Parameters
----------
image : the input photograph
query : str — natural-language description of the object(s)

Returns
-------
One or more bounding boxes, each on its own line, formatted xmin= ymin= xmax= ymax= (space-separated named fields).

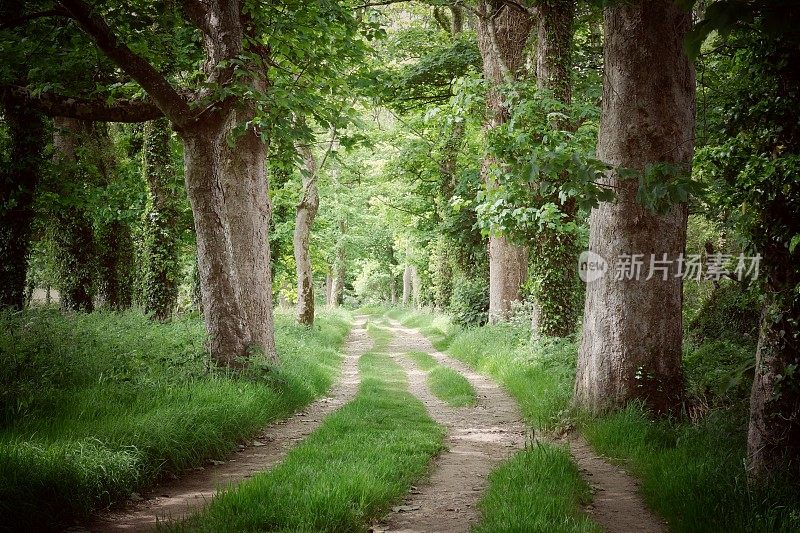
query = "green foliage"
xmin=179 ymin=342 xmax=444 ymax=532
xmin=476 ymin=82 xmax=606 ymax=240
xmin=449 ymin=276 xmax=489 ymax=328
xmin=0 ymin=309 xmax=351 ymax=530
xmin=688 ymin=282 xmax=761 ymax=344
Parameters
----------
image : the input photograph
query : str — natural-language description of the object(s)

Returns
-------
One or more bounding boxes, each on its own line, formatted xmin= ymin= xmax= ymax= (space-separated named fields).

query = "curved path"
xmin=89 ymin=316 xmax=371 ymax=532
xmin=377 ymin=318 xmax=667 ymax=533
xmin=375 ymin=319 xmax=527 ymax=533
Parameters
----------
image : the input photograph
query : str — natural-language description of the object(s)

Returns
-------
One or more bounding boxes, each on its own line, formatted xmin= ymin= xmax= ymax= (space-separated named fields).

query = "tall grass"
xmin=0 ymin=308 xmax=351 ymax=530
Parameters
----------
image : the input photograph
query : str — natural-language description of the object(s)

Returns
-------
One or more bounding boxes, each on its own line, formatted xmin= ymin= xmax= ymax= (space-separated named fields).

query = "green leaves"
xmin=633 ymin=163 xmax=706 ymax=215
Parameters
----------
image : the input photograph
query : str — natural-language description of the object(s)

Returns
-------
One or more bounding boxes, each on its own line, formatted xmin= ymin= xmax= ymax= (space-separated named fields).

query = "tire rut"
xmin=374 ymin=319 xmax=526 ymax=533
xmin=88 ymin=316 xmax=372 ymax=532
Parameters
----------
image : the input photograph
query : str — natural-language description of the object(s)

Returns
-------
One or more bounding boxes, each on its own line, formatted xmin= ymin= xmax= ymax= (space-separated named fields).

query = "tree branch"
xmin=58 ymin=0 xmax=192 ymax=127
xmin=0 ymin=7 xmax=70 ymax=30
xmin=0 ymin=85 xmax=163 ymax=122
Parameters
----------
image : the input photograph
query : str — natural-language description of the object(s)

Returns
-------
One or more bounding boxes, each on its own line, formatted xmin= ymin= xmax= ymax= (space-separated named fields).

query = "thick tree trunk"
xmin=294 ymin=145 xmax=320 ymax=326
xmin=476 ymin=1 xmax=534 ymax=323
xmin=747 ymin=249 xmax=800 ymax=480
xmin=182 ymin=113 xmax=276 ymax=364
xmin=221 ymin=115 xmax=276 ymax=358
xmin=530 ymin=0 xmax=579 ymax=337
xmin=0 ymin=95 xmax=45 ymax=310
xmin=574 ymin=0 xmax=695 ymax=415
xmin=183 ymin=129 xmax=249 ymax=364
xmin=488 ymin=235 xmax=528 ymax=322
xmin=52 ymin=117 xmax=95 ymax=313
xmin=143 ymin=118 xmax=181 ymax=320
xmin=402 ymin=264 xmax=412 ymax=306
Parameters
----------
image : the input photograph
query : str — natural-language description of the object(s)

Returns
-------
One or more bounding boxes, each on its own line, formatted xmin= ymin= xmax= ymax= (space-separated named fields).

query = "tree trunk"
xmin=0 ymin=95 xmax=46 ymax=310
xmin=181 ymin=114 xmax=276 ymax=365
xmin=143 ymin=118 xmax=181 ymax=320
xmin=488 ymin=235 xmax=528 ymax=323
xmin=747 ymin=249 xmax=800 ymax=480
xmin=402 ymin=264 xmax=412 ymax=306
xmin=52 ymin=117 xmax=95 ymax=313
xmin=294 ymin=145 xmax=320 ymax=326
xmin=530 ymin=0 xmax=579 ymax=337
xmin=97 ymin=220 xmax=134 ymax=310
xmin=574 ymin=0 xmax=695 ymax=416
xmin=476 ymin=0 xmax=534 ymax=323
xmin=390 ymin=274 xmax=397 ymax=305
xmin=411 ymin=265 xmax=421 ymax=308
xmin=92 ymin=124 xmax=134 ymax=311
xmin=325 ymin=270 xmax=333 ymax=307
xmin=329 ymin=218 xmax=346 ymax=308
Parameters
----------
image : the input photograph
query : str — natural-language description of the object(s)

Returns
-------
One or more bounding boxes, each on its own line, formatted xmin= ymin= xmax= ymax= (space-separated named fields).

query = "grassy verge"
xmin=177 ymin=337 xmax=444 ymax=531
xmin=391 ymin=308 xmax=800 ymax=532
xmin=0 ymin=309 xmax=351 ymax=530
xmin=407 ymin=351 xmax=476 ymax=407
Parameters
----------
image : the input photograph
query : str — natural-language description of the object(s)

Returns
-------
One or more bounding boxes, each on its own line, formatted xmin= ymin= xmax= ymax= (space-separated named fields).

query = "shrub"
xmin=449 ymin=276 xmax=489 ymax=328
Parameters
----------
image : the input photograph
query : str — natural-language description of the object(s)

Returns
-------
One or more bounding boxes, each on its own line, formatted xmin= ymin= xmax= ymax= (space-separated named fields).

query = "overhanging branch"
xmin=58 ymin=0 xmax=192 ymax=127
xmin=1 ymin=85 xmax=163 ymax=122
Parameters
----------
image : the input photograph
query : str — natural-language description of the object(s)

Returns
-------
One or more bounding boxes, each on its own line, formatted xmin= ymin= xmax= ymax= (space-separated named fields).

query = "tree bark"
xmin=574 ymin=0 xmax=695 ymax=416
xmin=329 ymin=218 xmax=347 ymax=308
xmin=0 ymin=93 xmax=46 ymax=309
xmin=530 ymin=0 xmax=579 ymax=337
xmin=747 ymin=290 xmax=800 ymax=482
xmin=411 ymin=265 xmax=421 ymax=308
xmin=325 ymin=270 xmax=333 ymax=307
xmin=143 ymin=118 xmax=181 ymax=320
xmin=476 ymin=0 xmax=534 ymax=323
xmin=402 ymin=264 xmax=412 ymax=306
xmin=294 ymin=144 xmax=320 ymax=326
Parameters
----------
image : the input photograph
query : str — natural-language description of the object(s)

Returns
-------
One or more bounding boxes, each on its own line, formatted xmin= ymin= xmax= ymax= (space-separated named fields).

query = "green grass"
xmin=393 ymin=308 xmax=800 ymax=532
xmin=406 ymin=351 xmax=476 ymax=407
xmin=581 ymin=406 xmax=800 ymax=532
xmin=0 ymin=308 xmax=351 ymax=530
xmin=178 ymin=345 xmax=444 ymax=532
xmin=474 ymin=444 xmax=600 ymax=533
xmin=445 ymin=325 xmax=577 ymax=432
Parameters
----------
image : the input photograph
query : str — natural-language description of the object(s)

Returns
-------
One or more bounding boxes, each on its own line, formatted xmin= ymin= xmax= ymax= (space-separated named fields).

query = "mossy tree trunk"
xmin=51 ymin=117 xmax=96 ymax=313
xmin=0 ymin=94 xmax=46 ymax=310
xmin=142 ymin=118 xmax=181 ymax=320
xmin=530 ymin=0 xmax=579 ymax=337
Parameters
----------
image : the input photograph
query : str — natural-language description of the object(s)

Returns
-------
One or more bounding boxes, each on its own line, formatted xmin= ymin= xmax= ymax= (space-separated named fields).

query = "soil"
xmin=374 ymin=319 xmax=527 ymax=533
